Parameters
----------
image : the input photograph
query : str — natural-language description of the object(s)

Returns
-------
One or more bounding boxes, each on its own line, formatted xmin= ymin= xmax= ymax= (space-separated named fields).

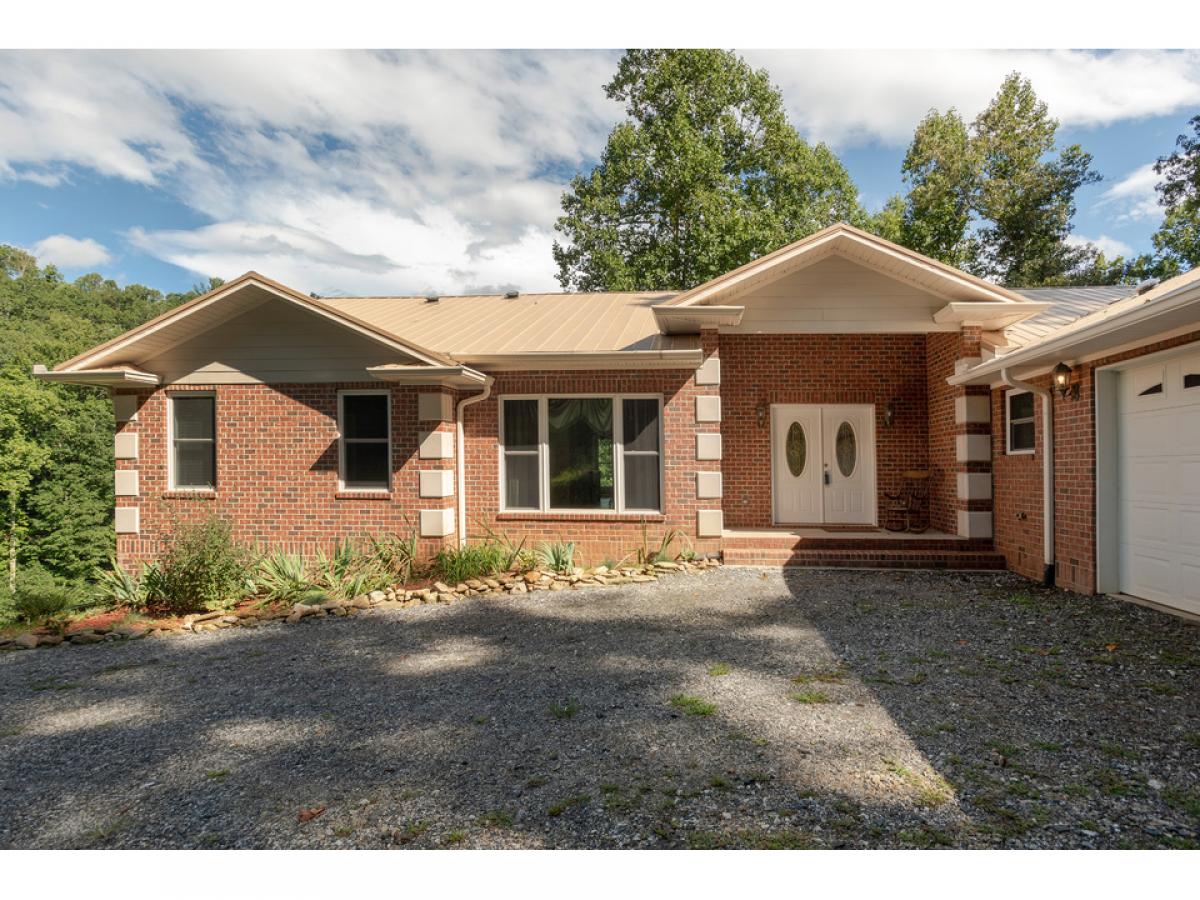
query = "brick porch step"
xmin=722 ymin=546 xmax=1007 ymax=570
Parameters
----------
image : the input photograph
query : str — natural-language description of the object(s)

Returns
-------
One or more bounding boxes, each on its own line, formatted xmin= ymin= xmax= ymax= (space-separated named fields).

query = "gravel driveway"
xmin=2 ymin=567 xmax=1198 ymax=849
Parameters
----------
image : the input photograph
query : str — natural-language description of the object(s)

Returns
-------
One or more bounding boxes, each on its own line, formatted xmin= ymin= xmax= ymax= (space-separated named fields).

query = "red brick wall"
xmin=991 ymin=330 xmax=1200 ymax=594
xmin=114 ymin=382 xmax=455 ymax=567
xmin=462 ymin=363 xmax=720 ymax=566
xmin=718 ymin=333 xmax=930 ymax=528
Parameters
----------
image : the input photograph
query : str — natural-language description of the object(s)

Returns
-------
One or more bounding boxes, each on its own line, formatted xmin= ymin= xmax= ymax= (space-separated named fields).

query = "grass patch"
xmin=788 ymin=690 xmax=830 ymax=704
xmin=477 ymin=810 xmax=513 ymax=829
xmin=1032 ymin=740 xmax=1063 ymax=752
xmin=709 ymin=775 xmax=732 ymax=792
xmin=547 ymin=700 xmax=578 ymax=720
xmin=547 ymin=794 xmax=590 ymax=817
xmin=205 ymin=769 xmax=231 ymax=780
xmin=669 ymin=694 xmax=716 ymax=717
xmin=83 ymin=816 xmax=132 ymax=846
xmin=686 ymin=829 xmax=817 ymax=850
xmin=791 ymin=669 xmax=845 ymax=685
xmin=1098 ymin=741 xmax=1140 ymax=760
xmin=897 ymin=826 xmax=957 ymax=848
xmin=444 ymin=830 xmax=466 ymax=846
xmin=29 ymin=678 xmax=81 ymax=692
xmin=524 ymin=776 xmax=548 ymax=789
xmin=707 ymin=662 xmax=732 ymax=677
xmin=1162 ymin=786 xmax=1200 ymax=818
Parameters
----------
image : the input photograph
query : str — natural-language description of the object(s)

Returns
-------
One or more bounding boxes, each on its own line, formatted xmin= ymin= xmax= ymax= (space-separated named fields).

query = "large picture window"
xmin=170 ymin=394 xmax=216 ymax=490
xmin=339 ymin=391 xmax=391 ymax=490
xmin=1006 ymin=390 xmax=1035 ymax=454
xmin=500 ymin=395 xmax=662 ymax=513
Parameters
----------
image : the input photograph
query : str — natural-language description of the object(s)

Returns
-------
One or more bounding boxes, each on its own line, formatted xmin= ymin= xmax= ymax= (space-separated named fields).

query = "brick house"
xmin=37 ymin=224 xmax=1200 ymax=618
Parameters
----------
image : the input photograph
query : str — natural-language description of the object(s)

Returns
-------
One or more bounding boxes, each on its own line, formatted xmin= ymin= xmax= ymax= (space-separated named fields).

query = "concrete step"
xmin=722 ymin=546 xmax=1008 ymax=571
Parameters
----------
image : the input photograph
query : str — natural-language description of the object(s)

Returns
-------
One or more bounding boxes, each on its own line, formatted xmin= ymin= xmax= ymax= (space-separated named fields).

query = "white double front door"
xmin=771 ymin=404 xmax=876 ymax=525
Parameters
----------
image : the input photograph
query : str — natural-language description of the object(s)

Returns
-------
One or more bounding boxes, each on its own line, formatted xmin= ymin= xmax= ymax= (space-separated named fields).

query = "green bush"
xmin=256 ymin=550 xmax=313 ymax=603
xmin=93 ymin=558 xmax=149 ymax=609
xmin=149 ymin=515 xmax=256 ymax=613
xmin=537 ymin=540 xmax=577 ymax=573
xmin=9 ymin=566 xmax=78 ymax=627
xmin=432 ymin=542 xmax=509 ymax=583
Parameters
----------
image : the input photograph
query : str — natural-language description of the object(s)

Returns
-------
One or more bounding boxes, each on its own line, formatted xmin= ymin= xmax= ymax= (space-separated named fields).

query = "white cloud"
xmin=746 ymin=49 xmax=1200 ymax=146
xmin=1096 ymin=163 xmax=1164 ymax=222
xmin=1066 ymin=233 xmax=1134 ymax=260
xmin=2 ymin=50 xmax=1195 ymax=292
xmin=29 ymin=234 xmax=112 ymax=268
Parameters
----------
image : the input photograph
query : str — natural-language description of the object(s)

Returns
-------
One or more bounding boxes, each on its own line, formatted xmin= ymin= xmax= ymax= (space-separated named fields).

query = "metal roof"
xmin=1005 ymin=285 xmax=1140 ymax=348
xmin=315 ymin=291 xmax=699 ymax=360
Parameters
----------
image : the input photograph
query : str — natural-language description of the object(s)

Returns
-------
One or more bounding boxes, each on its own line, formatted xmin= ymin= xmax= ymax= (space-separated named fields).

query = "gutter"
xmin=1000 ymin=367 xmax=1055 ymax=587
xmin=455 ymin=375 xmax=495 ymax=548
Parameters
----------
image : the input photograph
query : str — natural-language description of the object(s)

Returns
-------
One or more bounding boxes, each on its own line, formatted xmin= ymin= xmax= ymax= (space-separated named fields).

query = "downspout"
xmin=455 ymin=376 xmax=494 ymax=548
xmin=1000 ymin=368 xmax=1054 ymax=587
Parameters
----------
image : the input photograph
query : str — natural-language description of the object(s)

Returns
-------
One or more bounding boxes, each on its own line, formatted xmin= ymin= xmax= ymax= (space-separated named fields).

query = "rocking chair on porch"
xmin=883 ymin=470 xmax=932 ymax=533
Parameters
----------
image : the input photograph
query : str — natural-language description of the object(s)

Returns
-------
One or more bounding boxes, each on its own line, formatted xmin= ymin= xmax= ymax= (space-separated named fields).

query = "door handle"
xmin=823 ymin=465 xmax=831 ymax=486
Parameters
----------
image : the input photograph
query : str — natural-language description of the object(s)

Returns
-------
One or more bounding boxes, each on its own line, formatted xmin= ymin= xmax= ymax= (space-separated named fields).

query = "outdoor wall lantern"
xmin=1053 ymin=362 xmax=1078 ymax=400
xmin=756 ymin=402 xmax=767 ymax=428
xmin=883 ymin=400 xmax=897 ymax=428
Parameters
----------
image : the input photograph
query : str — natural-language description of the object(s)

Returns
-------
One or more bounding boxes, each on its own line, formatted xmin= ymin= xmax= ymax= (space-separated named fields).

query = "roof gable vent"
xmin=425 ymin=294 xmax=440 ymax=303
xmin=505 ymin=290 xmax=520 ymax=299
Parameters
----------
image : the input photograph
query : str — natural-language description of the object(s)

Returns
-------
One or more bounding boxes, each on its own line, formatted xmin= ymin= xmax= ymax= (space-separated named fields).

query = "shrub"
xmin=256 ymin=550 xmax=312 ymax=603
xmin=476 ymin=523 xmax=529 ymax=572
xmin=432 ymin=542 xmax=508 ymax=583
xmin=311 ymin=532 xmax=418 ymax=600
xmin=637 ymin=522 xmax=683 ymax=564
xmin=149 ymin=515 xmax=256 ymax=613
xmin=93 ymin=558 xmax=149 ymax=609
xmin=10 ymin=566 xmax=78 ymax=628
xmin=537 ymin=540 xmax=576 ymax=573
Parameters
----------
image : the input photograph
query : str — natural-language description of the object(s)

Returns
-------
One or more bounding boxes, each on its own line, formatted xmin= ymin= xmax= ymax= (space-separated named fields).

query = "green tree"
xmin=969 ymin=74 xmax=1101 ymax=286
xmin=896 ymin=109 xmax=978 ymax=268
xmin=1152 ymin=114 xmax=1200 ymax=271
xmin=553 ymin=49 xmax=864 ymax=291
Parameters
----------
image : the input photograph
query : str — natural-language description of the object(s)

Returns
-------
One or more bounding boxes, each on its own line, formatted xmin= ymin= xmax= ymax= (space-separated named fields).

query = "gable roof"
xmin=659 ymin=222 xmax=1032 ymax=310
xmin=53 ymin=271 xmax=459 ymax=374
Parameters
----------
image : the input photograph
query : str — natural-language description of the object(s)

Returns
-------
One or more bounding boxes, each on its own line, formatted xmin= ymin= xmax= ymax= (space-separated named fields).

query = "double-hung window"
xmin=339 ymin=391 xmax=391 ymax=490
xmin=500 ymin=395 xmax=662 ymax=513
xmin=170 ymin=394 xmax=216 ymax=490
xmin=1006 ymin=390 xmax=1035 ymax=454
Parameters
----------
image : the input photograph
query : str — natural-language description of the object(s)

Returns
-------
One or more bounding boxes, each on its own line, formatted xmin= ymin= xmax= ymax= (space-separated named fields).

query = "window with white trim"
xmin=1006 ymin=390 xmax=1035 ymax=454
xmin=339 ymin=391 xmax=391 ymax=490
xmin=170 ymin=394 xmax=216 ymax=490
xmin=500 ymin=395 xmax=663 ymax=513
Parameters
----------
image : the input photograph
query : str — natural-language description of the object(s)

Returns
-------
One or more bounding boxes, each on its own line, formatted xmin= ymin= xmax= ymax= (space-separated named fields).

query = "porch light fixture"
xmin=756 ymin=402 xmax=767 ymax=428
xmin=1052 ymin=362 xmax=1078 ymax=400
xmin=883 ymin=400 xmax=896 ymax=428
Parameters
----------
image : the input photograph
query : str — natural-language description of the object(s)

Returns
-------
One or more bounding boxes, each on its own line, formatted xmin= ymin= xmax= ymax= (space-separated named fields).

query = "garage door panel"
xmin=1117 ymin=351 xmax=1200 ymax=614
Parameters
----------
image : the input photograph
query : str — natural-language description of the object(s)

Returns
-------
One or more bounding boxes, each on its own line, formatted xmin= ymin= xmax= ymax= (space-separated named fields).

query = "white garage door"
xmin=1117 ymin=349 xmax=1200 ymax=615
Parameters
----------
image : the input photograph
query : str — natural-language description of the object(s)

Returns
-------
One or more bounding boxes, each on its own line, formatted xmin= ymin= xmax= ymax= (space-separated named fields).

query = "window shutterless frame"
xmin=1005 ymin=388 xmax=1036 ymax=455
xmin=167 ymin=392 xmax=216 ymax=491
xmin=337 ymin=389 xmax=392 ymax=491
xmin=498 ymin=394 xmax=664 ymax=514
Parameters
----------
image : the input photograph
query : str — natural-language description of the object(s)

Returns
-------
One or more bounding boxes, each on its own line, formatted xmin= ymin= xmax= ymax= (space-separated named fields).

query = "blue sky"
xmin=1 ymin=50 xmax=1196 ymax=295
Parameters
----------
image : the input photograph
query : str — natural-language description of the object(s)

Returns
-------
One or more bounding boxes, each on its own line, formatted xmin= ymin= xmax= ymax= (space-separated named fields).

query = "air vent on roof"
xmin=425 ymin=294 xmax=440 ymax=303
xmin=505 ymin=290 xmax=520 ymax=299
xmin=1136 ymin=278 xmax=1159 ymax=295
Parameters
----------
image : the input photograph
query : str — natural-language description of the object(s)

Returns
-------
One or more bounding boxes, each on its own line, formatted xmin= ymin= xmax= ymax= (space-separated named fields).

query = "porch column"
xmin=927 ymin=327 xmax=993 ymax=540
xmin=951 ymin=327 xmax=993 ymax=539
xmin=693 ymin=328 xmax=724 ymax=545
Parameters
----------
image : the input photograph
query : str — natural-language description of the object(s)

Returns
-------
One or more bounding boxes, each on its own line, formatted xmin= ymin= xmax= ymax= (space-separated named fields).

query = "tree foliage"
xmin=0 ymin=248 xmax=217 ymax=590
xmin=553 ymin=49 xmax=864 ymax=291
xmin=1152 ymin=114 xmax=1200 ymax=271
xmin=870 ymin=74 xmax=1122 ymax=287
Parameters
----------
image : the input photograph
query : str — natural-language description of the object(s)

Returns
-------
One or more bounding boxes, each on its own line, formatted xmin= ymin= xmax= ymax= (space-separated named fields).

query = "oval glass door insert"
xmin=785 ymin=421 xmax=807 ymax=477
xmin=835 ymin=422 xmax=857 ymax=477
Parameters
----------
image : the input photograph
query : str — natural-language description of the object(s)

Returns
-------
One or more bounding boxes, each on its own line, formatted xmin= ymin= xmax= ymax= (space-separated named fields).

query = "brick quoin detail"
xmin=992 ymin=329 xmax=1200 ymax=595
xmin=461 ymin=362 xmax=720 ymax=566
xmin=114 ymin=383 xmax=456 ymax=568
xmin=720 ymin=332 xmax=971 ymax=530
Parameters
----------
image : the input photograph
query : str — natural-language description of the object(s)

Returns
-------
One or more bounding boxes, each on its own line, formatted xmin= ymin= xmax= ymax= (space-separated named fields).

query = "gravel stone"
xmin=1 ymin=567 xmax=1197 ymax=849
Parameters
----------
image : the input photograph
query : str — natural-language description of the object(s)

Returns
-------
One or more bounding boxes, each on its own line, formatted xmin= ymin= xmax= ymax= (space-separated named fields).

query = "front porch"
xmin=720 ymin=526 xmax=1006 ymax=570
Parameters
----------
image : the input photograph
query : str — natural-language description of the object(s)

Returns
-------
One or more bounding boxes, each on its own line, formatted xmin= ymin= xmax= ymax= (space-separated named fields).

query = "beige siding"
xmin=141 ymin=297 xmax=407 ymax=384
xmin=723 ymin=255 xmax=958 ymax=333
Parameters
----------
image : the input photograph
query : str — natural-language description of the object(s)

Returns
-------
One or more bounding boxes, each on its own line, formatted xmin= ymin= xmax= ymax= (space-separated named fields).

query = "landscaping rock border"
xmin=0 ymin=558 xmax=722 ymax=651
